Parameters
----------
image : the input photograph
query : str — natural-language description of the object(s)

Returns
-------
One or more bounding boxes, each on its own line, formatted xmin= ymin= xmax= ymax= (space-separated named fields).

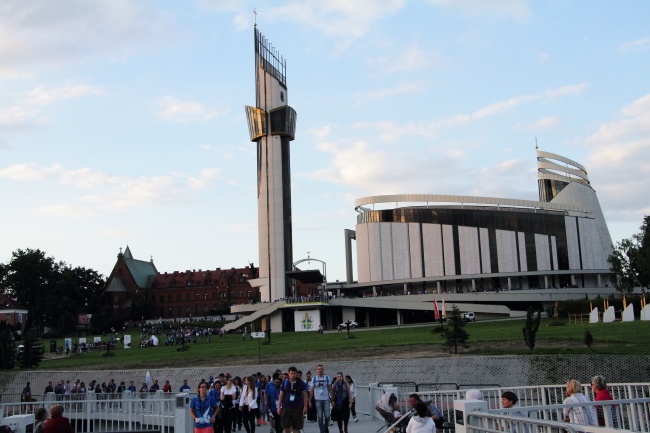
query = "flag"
xmin=442 ymin=299 xmax=446 ymax=319
xmin=145 ymin=370 xmax=153 ymax=388
xmin=433 ymin=299 xmax=440 ymax=320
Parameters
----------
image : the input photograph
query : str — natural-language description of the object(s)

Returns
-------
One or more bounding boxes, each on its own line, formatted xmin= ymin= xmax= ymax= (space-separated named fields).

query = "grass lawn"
xmin=34 ymin=318 xmax=650 ymax=370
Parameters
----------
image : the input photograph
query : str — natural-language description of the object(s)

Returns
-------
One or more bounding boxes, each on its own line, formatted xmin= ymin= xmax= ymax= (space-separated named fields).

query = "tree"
xmin=18 ymin=331 xmax=43 ymax=369
xmin=522 ymin=307 xmax=541 ymax=350
xmin=608 ymin=216 xmax=650 ymax=292
xmin=0 ymin=324 xmax=15 ymax=370
xmin=0 ymin=249 xmax=106 ymax=335
xmin=441 ymin=305 xmax=469 ymax=354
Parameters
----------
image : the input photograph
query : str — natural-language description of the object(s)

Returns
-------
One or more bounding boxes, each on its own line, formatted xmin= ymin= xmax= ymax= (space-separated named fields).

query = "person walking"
xmin=221 ymin=377 xmax=240 ymax=433
xmin=265 ymin=373 xmax=283 ymax=433
xmin=191 ymin=381 xmax=218 ymax=433
xmin=331 ymin=373 xmax=351 ymax=433
xmin=309 ymin=364 xmax=332 ymax=433
xmin=240 ymin=375 xmax=260 ymax=433
xmin=278 ymin=366 xmax=308 ymax=433
xmin=345 ymin=376 xmax=358 ymax=423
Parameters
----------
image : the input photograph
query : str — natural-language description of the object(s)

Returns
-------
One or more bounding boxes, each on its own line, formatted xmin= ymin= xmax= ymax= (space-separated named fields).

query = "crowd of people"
xmin=20 ymin=372 xmax=619 ymax=433
xmin=187 ymin=365 xmax=359 ymax=433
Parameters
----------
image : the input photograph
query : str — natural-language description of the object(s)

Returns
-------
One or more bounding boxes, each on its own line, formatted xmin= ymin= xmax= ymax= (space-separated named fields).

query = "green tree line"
xmin=0 ymin=248 xmax=108 ymax=336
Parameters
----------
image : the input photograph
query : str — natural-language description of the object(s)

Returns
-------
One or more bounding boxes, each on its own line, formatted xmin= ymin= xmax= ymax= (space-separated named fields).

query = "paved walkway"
xmin=255 ymin=414 xmax=384 ymax=433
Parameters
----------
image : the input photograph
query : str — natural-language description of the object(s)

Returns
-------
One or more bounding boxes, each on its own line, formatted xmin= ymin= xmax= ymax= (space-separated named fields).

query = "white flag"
xmin=145 ymin=370 xmax=153 ymax=388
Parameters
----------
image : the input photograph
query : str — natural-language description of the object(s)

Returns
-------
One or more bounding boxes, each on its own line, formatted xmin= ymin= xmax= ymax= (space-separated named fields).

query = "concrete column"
xmin=437 ymin=281 xmax=441 ymax=293
xmin=396 ymin=310 xmax=402 ymax=325
xmin=403 ymin=283 xmax=408 ymax=295
xmin=597 ymin=274 xmax=602 ymax=287
xmin=471 ymin=279 xmax=476 ymax=292
xmin=507 ymin=277 xmax=512 ymax=290
xmin=544 ymin=275 xmax=549 ymax=289
xmin=372 ymin=286 xmax=377 ymax=297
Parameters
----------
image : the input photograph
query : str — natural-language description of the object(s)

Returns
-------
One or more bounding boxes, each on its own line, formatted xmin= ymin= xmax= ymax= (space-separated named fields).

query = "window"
xmin=177 ymin=307 xmax=181 ymax=316
xmin=238 ymin=290 xmax=243 ymax=297
xmin=204 ymin=292 xmax=208 ymax=300
xmin=195 ymin=293 xmax=199 ymax=300
xmin=247 ymin=290 xmax=252 ymax=298
xmin=168 ymin=294 xmax=172 ymax=302
xmin=177 ymin=294 xmax=181 ymax=301
xmin=186 ymin=293 xmax=190 ymax=301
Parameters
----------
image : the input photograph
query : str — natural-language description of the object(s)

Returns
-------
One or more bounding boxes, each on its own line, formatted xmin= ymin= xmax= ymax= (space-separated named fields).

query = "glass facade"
xmin=538 ymin=178 xmax=568 ymax=202
xmin=358 ymin=206 xmax=570 ymax=271
xmin=269 ymin=106 xmax=297 ymax=139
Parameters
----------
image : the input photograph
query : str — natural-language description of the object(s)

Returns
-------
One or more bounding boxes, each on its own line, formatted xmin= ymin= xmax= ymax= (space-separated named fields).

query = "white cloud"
xmin=155 ymin=96 xmax=225 ymax=123
xmin=0 ymin=0 xmax=175 ymax=77
xmin=620 ymin=37 xmax=650 ymax=51
xmin=426 ymin=0 xmax=530 ymax=21
xmin=353 ymin=82 xmax=423 ymax=102
xmin=580 ymin=93 xmax=650 ymax=224
xmin=368 ymin=45 xmax=441 ymax=74
xmin=355 ymin=83 xmax=585 ymax=142
xmin=26 ymin=85 xmax=107 ymax=106
xmin=0 ymin=106 xmax=47 ymax=130
xmin=0 ymin=162 xmax=226 ymax=217
xmin=517 ymin=116 xmax=563 ymax=131
xmin=266 ymin=0 xmax=404 ymax=49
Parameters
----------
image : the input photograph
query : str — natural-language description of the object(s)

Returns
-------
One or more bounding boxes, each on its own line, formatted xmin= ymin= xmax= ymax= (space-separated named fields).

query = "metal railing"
xmin=1 ymin=391 xmax=179 ymax=433
xmin=465 ymin=398 xmax=650 ymax=433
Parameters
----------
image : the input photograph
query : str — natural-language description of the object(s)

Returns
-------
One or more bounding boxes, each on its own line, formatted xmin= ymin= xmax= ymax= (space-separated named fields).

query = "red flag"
xmin=433 ymin=299 xmax=440 ymax=320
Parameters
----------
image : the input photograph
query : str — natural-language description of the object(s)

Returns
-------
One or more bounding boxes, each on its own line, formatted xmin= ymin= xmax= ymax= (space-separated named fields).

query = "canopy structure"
xmin=286 ymin=269 xmax=324 ymax=284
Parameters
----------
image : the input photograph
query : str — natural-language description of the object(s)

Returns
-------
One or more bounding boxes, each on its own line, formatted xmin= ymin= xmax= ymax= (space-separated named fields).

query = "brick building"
xmin=104 ymin=246 xmax=259 ymax=321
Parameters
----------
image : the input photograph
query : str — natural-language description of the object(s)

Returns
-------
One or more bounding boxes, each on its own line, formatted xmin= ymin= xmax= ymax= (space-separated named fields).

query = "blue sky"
xmin=1 ymin=0 xmax=649 ymax=283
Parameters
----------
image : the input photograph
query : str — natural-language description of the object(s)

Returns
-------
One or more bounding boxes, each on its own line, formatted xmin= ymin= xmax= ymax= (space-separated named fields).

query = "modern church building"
xmin=103 ymin=27 xmax=617 ymax=332
xmin=352 ymin=150 xmax=613 ymax=294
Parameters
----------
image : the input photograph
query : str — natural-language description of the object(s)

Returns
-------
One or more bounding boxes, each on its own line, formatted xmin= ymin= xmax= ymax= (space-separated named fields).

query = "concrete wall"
xmin=3 ymin=355 xmax=649 ymax=396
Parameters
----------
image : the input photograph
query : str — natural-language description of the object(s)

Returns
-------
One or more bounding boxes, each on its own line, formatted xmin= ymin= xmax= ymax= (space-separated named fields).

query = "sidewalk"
xmin=301 ymin=415 xmax=385 ymax=433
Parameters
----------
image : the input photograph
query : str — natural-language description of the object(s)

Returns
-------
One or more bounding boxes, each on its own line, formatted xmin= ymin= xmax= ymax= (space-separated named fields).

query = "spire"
xmin=123 ymin=246 xmax=133 ymax=259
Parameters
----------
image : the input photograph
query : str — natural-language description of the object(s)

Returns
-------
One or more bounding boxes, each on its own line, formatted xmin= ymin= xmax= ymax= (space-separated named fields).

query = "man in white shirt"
xmin=308 ymin=364 xmax=332 ymax=433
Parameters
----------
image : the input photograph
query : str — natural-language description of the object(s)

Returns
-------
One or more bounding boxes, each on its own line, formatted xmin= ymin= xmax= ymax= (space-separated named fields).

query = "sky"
xmin=1 ymin=0 xmax=649 ymax=283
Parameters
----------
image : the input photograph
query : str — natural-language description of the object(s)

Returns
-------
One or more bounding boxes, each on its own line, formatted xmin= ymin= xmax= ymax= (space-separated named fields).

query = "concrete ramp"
xmin=221 ymin=301 xmax=284 ymax=332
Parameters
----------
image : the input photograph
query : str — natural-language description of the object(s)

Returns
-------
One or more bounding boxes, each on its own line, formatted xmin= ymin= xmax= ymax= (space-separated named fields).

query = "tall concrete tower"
xmin=245 ymin=27 xmax=297 ymax=303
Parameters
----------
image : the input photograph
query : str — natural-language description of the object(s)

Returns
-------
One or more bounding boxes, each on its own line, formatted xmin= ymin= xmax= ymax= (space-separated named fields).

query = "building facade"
xmin=104 ymin=247 xmax=259 ymax=321
xmin=353 ymin=150 xmax=613 ymax=292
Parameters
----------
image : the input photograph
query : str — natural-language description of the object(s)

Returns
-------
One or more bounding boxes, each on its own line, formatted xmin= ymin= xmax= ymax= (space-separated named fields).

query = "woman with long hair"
xmin=221 ymin=377 xmax=239 ymax=433
xmin=332 ymin=373 xmax=351 ymax=433
xmin=240 ymin=375 xmax=259 ymax=433
xmin=345 ymin=375 xmax=358 ymax=423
